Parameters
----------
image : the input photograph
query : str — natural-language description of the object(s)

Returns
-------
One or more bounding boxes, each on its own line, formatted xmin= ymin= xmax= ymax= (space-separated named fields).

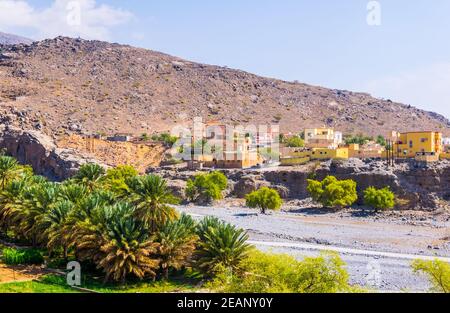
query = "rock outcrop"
xmin=150 ymin=159 xmax=450 ymax=210
xmin=0 ymin=126 xmax=105 ymax=180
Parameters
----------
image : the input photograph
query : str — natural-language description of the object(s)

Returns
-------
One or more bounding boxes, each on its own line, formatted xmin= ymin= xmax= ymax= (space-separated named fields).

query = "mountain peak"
xmin=0 ymin=31 xmax=34 ymax=45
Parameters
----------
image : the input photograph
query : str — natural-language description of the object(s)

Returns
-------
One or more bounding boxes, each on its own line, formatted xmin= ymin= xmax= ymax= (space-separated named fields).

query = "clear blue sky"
xmin=3 ymin=0 xmax=450 ymax=119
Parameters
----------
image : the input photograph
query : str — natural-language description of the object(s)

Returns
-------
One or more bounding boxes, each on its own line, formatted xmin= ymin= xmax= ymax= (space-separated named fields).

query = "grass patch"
xmin=0 ymin=274 xmax=202 ymax=293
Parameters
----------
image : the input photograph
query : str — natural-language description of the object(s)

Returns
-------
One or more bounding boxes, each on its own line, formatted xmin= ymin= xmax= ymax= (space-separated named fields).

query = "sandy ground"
xmin=176 ymin=203 xmax=450 ymax=292
xmin=0 ymin=264 xmax=45 ymax=284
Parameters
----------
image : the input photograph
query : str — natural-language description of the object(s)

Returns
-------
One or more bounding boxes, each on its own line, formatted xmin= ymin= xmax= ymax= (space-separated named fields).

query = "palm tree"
xmin=42 ymin=200 xmax=73 ymax=259
xmin=154 ymin=214 xmax=198 ymax=279
xmin=75 ymin=202 xmax=159 ymax=283
xmin=195 ymin=217 xmax=252 ymax=276
xmin=17 ymin=182 xmax=60 ymax=246
xmin=127 ymin=175 xmax=179 ymax=232
xmin=0 ymin=156 xmax=22 ymax=189
xmin=73 ymin=163 xmax=105 ymax=191
xmin=0 ymin=179 xmax=27 ymax=234
xmin=59 ymin=182 xmax=88 ymax=204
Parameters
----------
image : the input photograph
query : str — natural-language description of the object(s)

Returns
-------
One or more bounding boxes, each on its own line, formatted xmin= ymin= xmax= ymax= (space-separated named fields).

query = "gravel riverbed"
xmin=176 ymin=203 xmax=450 ymax=292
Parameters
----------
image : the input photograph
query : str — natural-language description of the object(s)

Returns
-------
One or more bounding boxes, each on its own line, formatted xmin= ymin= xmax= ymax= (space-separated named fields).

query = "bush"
xmin=363 ymin=186 xmax=395 ymax=211
xmin=307 ymin=176 xmax=358 ymax=209
xmin=412 ymin=259 xmax=450 ymax=293
xmin=285 ymin=136 xmax=304 ymax=148
xmin=245 ymin=187 xmax=283 ymax=214
xmin=152 ymin=133 xmax=178 ymax=147
xmin=186 ymin=171 xmax=228 ymax=204
xmin=207 ymin=250 xmax=353 ymax=293
xmin=2 ymin=247 xmax=44 ymax=265
xmin=195 ymin=217 xmax=252 ymax=276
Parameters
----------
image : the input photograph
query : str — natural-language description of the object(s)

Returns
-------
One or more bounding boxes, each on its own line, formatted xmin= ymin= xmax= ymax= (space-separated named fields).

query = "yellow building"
xmin=310 ymin=147 xmax=349 ymax=160
xmin=440 ymin=152 xmax=450 ymax=160
xmin=348 ymin=143 xmax=385 ymax=159
xmin=393 ymin=131 xmax=442 ymax=158
xmin=305 ymin=128 xmax=343 ymax=149
xmin=279 ymin=147 xmax=311 ymax=166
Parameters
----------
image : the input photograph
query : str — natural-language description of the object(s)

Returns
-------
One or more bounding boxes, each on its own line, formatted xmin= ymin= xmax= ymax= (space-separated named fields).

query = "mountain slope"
xmin=0 ymin=31 xmax=33 ymax=45
xmin=0 ymin=36 xmax=449 ymax=138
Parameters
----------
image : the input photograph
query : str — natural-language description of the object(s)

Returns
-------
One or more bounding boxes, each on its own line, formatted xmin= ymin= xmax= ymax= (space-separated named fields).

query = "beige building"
xmin=305 ymin=128 xmax=343 ymax=149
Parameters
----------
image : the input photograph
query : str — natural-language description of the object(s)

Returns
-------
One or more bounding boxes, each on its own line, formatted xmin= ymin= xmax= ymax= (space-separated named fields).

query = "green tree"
xmin=412 ymin=259 xmax=450 ymax=293
xmin=363 ymin=186 xmax=395 ymax=211
xmin=307 ymin=176 xmax=358 ymax=209
xmin=0 ymin=156 xmax=22 ymax=188
xmin=42 ymin=200 xmax=73 ymax=259
xmin=376 ymin=135 xmax=387 ymax=147
xmin=103 ymin=165 xmax=139 ymax=196
xmin=73 ymin=163 xmax=106 ymax=191
xmin=154 ymin=214 xmax=198 ymax=279
xmin=245 ymin=187 xmax=283 ymax=214
xmin=74 ymin=202 xmax=159 ymax=283
xmin=207 ymin=250 xmax=352 ymax=293
xmin=285 ymin=136 xmax=305 ymax=148
xmin=127 ymin=175 xmax=179 ymax=232
xmin=195 ymin=217 xmax=252 ymax=276
xmin=186 ymin=171 xmax=228 ymax=204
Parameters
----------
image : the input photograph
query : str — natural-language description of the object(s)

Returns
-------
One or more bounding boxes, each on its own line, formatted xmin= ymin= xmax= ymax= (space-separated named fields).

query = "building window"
xmin=421 ymin=138 xmax=428 ymax=143
xmin=409 ymin=140 xmax=413 ymax=148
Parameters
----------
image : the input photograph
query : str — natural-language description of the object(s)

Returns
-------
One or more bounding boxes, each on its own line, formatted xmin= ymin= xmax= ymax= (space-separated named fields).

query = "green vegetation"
xmin=375 ymin=135 xmax=387 ymax=147
xmin=195 ymin=217 xmax=252 ymax=276
xmin=307 ymin=176 xmax=358 ymax=209
xmin=207 ymin=250 xmax=353 ymax=293
xmin=186 ymin=171 xmax=228 ymax=204
xmin=285 ymin=136 xmax=305 ymax=148
xmin=363 ymin=186 xmax=395 ymax=211
xmin=0 ymin=155 xmax=358 ymax=293
xmin=2 ymin=247 xmax=44 ymax=265
xmin=0 ymin=157 xmax=238 ymax=284
xmin=245 ymin=187 xmax=283 ymax=214
xmin=0 ymin=274 xmax=198 ymax=293
xmin=412 ymin=259 xmax=450 ymax=293
xmin=152 ymin=133 xmax=178 ymax=147
xmin=344 ymin=134 xmax=373 ymax=146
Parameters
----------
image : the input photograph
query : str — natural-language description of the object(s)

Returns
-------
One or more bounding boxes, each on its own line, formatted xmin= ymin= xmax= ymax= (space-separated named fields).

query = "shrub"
xmin=186 ymin=171 xmax=228 ymax=204
xmin=307 ymin=176 xmax=358 ymax=209
xmin=207 ymin=250 xmax=352 ymax=293
xmin=152 ymin=133 xmax=178 ymax=147
xmin=363 ymin=186 xmax=395 ymax=211
xmin=245 ymin=187 xmax=283 ymax=214
xmin=412 ymin=259 xmax=450 ymax=293
xmin=2 ymin=247 xmax=44 ymax=265
xmin=195 ymin=217 xmax=252 ymax=276
xmin=285 ymin=136 xmax=305 ymax=148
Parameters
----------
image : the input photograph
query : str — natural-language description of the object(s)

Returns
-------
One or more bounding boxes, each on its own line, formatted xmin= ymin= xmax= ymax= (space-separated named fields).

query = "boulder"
xmin=233 ymin=175 xmax=270 ymax=198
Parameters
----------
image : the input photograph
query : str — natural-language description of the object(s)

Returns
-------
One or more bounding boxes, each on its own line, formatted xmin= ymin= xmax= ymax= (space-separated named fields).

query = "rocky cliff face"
xmin=0 ymin=126 xmax=104 ymax=180
xmin=151 ymin=159 xmax=450 ymax=210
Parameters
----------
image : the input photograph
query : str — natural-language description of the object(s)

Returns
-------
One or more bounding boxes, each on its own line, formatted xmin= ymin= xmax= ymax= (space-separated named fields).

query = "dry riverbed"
xmin=176 ymin=200 xmax=450 ymax=292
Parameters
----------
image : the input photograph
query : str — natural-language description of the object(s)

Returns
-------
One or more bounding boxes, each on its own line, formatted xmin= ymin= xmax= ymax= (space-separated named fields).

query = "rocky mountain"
xmin=0 ymin=36 xmax=449 ymax=139
xmin=0 ymin=31 xmax=33 ymax=45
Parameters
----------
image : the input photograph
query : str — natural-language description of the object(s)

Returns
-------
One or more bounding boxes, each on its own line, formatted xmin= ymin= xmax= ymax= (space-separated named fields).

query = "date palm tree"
xmin=0 ymin=156 xmax=22 ymax=189
xmin=75 ymin=202 xmax=159 ymax=283
xmin=42 ymin=200 xmax=74 ymax=259
xmin=195 ymin=217 xmax=252 ymax=276
xmin=0 ymin=179 xmax=27 ymax=234
xmin=73 ymin=163 xmax=106 ymax=191
xmin=17 ymin=182 xmax=60 ymax=246
xmin=154 ymin=214 xmax=198 ymax=279
xmin=127 ymin=175 xmax=179 ymax=232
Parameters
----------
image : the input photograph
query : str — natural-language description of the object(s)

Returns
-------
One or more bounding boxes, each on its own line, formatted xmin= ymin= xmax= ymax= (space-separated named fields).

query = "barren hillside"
xmin=0 ymin=36 xmax=449 ymax=139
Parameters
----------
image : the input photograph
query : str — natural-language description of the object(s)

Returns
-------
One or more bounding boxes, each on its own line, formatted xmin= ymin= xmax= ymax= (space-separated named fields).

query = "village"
xmin=85 ymin=124 xmax=450 ymax=171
